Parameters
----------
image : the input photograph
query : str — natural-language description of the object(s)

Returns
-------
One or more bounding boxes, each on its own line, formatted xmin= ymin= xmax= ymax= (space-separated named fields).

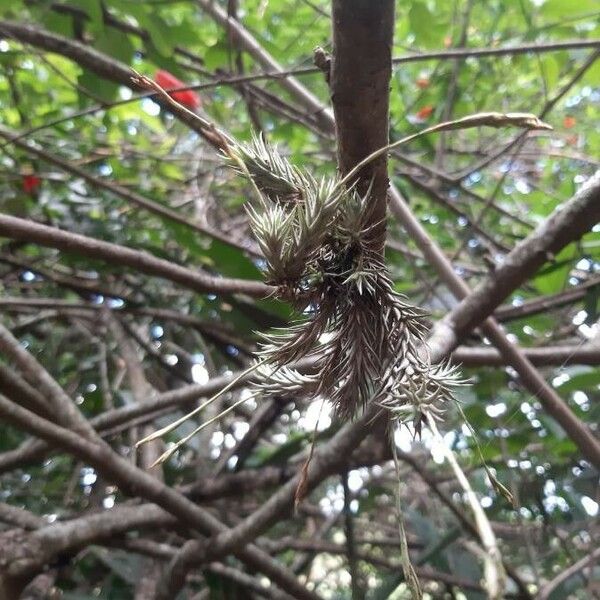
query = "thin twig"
xmin=391 ymin=434 xmax=423 ymax=599
xmin=428 ymin=418 xmax=505 ymax=600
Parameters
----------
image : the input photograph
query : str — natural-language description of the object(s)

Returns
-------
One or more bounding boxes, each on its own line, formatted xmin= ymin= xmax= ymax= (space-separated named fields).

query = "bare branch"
xmin=0 ymin=390 xmax=320 ymax=600
xmin=330 ymin=0 xmax=394 ymax=252
xmin=391 ymin=39 xmax=600 ymax=64
xmin=453 ymin=345 xmax=600 ymax=367
xmin=0 ymin=126 xmax=255 ymax=256
xmin=538 ymin=546 xmax=600 ymax=600
xmin=0 ymin=21 xmax=218 ymax=144
xmin=439 ymin=171 xmax=600 ymax=343
xmin=196 ymin=0 xmax=334 ymax=134
xmin=0 ymin=214 xmax=271 ymax=298
xmin=391 ymin=176 xmax=600 ymax=466
xmin=495 ymin=275 xmax=600 ymax=321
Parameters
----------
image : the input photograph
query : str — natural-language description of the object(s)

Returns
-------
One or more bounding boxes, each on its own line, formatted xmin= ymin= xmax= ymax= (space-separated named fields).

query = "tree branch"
xmin=196 ymin=0 xmax=334 ymax=134
xmin=438 ymin=171 xmax=600 ymax=343
xmin=330 ymin=0 xmax=394 ymax=252
xmin=0 ymin=21 xmax=218 ymax=144
xmin=391 ymin=39 xmax=600 ymax=64
xmin=0 ymin=505 xmax=172 ymax=578
xmin=0 ymin=390 xmax=320 ymax=600
xmin=390 ymin=177 xmax=600 ymax=467
xmin=494 ymin=275 xmax=600 ymax=321
xmin=453 ymin=344 xmax=600 ymax=367
xmin=195 ymin=0 xmax=600 ymax=468
xmin=538 ymin=546 xmax=600 ymax=600
xmin=0 ymin=126 xmax=255 ymax=256
xmin=0 ymin=214 xmax=271 ymax=297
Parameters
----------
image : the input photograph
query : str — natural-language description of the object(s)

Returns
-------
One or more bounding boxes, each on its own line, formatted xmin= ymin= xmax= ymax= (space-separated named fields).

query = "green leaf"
xmin=136 ymin=12 xmax=174 ymax=57
xmin=540 ymin=55 xmax=560 ymax=92
xmin=533 ymin=247 xmax=575 ymax=294
xmin=582 ymin=57 xmax=600 ymax=86
xmin=78 ymin=68 xmax=120 ymax=104
xmin=204 ymin=41 xmax=230 ymax=70
xmin=72 ymin=0 xmax=104 ymax=34
xmin=556 ymin=368 xmax=600 ymax=392
xmin=94 ymin=25 xmax=134 ymax=65
xmin=540 ymin=0 xmax=599 ymax=19
xmin=37 ymin=8 xmax=74 ymax=37
xmin=408 ymin=1 xmax=446 ymax=48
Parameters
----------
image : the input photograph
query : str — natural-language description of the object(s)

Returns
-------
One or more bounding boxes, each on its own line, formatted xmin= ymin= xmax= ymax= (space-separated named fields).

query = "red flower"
xmin=416 ymin=105 xmax=434 ymax=120
xmin=22 ymin=175 xmax=41 ymax=194
xmin=155 ymin=70 xmax=201 ymax=110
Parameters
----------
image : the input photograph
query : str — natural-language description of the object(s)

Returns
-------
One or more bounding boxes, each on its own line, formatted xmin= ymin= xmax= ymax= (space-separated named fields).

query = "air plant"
xmin=132 ymin=73 xmax=552 ymax=600
xmin=232 ymin=133 xmax=465 ymax=424
xmin=232 ymin=112 xmax=552 ymax=425
xmin=132 ymin=75 xmax=551 ymax=462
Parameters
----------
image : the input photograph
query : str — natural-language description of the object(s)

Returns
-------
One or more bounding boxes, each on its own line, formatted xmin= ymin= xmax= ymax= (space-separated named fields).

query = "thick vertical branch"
xmin=342 ymin=468 xmax=362 ymax=599
xmin=330 ymin=0 xmax=394 ymax=252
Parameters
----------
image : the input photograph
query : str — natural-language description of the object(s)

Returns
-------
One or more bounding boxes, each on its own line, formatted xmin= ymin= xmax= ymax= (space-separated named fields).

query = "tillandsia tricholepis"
xmin=231 ymin=134 xmax=465 ymax=424
xmin=227 ymin=115 xmax=551 ymax=428
xmin=132 ymin=72 xmax=551 ymax=464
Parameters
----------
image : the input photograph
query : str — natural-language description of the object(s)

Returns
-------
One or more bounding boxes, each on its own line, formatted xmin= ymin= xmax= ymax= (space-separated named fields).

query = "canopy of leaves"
xmin=0 ymin=0 xmax=598 ymax=598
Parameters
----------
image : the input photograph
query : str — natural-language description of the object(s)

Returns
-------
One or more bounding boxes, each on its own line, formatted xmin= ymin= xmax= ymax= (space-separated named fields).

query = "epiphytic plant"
xmin=133 ymin=69 xmax=550 ymax=470
xmin=232 ymin=134 xmax=464 ymax=424
xmin=130 ymin=84 xmax=550 ymax=597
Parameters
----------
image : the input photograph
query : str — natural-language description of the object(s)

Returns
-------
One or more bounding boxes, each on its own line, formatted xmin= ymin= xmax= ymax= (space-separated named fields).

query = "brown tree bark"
xmin=330 ymin=0 xmax=395 ymax=253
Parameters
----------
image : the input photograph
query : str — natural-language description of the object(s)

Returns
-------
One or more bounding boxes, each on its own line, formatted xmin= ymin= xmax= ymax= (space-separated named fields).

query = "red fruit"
xmin=155 ymin=70 xmax=201 ymax=110
xmin=416 ymin=105 xmax=434 ymax=120
xmin=563 ymin=116 xmax=576 ymax=129
xmin=22 ymin=175 xmax=41 ymax=194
